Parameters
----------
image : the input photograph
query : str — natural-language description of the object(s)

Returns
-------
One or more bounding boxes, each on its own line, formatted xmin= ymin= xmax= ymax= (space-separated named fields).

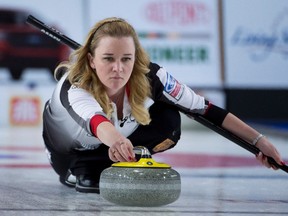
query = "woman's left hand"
xmin=255 ymin=137 xmax=285 ymax=170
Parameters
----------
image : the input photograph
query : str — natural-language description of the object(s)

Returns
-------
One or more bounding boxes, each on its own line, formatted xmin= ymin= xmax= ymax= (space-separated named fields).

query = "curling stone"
xmin=99 ymin=146 xmax=181 ymax=207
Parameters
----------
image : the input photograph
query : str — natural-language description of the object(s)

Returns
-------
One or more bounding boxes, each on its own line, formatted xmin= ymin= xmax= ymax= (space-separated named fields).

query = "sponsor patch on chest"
xmin=164 ymin=73 xmax=184 ymax=100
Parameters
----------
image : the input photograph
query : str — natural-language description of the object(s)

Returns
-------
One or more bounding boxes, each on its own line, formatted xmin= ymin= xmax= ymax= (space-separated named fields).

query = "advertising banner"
xmin=223 ymin=0 xmax=288 ymax=88
xmin=0 ymin=83 xmax=54 ymax=127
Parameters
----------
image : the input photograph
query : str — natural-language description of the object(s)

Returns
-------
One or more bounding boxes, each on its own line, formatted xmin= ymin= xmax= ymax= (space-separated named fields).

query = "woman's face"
xmin=89 ymin=36 xmax=135 ymax=97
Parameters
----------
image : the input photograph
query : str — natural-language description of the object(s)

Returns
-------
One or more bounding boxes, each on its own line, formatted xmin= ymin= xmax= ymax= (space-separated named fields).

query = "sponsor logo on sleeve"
xmin=164 ymin=73 xmax=184 ymax=100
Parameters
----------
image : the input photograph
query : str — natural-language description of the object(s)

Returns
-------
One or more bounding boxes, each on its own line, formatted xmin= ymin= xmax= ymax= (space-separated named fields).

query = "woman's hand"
xmin=108 ymin=138 xmax=136 ymax=162
xmin=255 ymin=137 xmax=285 ymax=169
xmin=221 ymin=113 xmax=286 ymax=170
xmin=95 ymin=121 xmax=136 ymax=162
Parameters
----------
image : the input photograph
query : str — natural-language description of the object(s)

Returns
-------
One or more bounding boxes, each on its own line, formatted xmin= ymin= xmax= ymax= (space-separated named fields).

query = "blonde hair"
xmin=55 ymin=17 xmax=151 ymax=125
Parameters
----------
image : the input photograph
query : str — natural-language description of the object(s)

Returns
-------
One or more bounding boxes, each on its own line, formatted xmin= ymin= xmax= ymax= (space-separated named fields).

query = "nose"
xmin=112 ymin=60 xmax=123 ymax=73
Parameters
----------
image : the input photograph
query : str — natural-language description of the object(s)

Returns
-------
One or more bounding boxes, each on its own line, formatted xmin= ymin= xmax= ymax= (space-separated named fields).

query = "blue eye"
xmin=104 ymin=57 xmax=113 ymax=61
xmin=122 ymin=57 xmax=131 ymax=62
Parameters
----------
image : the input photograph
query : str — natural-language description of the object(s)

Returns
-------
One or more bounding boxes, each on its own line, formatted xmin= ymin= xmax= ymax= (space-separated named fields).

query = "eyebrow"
xmin=102 ymin=53 xmax=133 ymax=56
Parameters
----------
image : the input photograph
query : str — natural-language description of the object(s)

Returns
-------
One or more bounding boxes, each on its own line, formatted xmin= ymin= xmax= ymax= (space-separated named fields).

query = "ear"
xmin=88 ymin=53 xmax=95 ymax=69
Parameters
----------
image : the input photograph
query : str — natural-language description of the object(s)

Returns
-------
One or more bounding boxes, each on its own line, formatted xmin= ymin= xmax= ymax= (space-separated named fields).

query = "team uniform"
xmin=42 ymin=62 xmax=228 ymax=182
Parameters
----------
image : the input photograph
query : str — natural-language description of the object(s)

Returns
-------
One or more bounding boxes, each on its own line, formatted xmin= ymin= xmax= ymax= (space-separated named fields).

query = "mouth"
xmin=110 ymin=77 xmax=123 ymax=80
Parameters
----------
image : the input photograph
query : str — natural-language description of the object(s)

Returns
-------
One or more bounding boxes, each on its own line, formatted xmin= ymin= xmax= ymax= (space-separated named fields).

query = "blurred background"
xmin=0 ymin=0 xmax=287 ymax=134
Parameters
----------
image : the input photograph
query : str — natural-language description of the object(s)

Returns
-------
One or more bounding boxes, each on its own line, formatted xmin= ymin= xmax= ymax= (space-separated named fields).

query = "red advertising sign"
xmin=9 ymin=97 xmax=41 ymax=126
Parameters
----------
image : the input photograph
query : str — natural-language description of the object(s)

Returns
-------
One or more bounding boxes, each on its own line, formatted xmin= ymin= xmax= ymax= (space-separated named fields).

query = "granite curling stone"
xmin=99 ymin=146 xmax=181 ymax=207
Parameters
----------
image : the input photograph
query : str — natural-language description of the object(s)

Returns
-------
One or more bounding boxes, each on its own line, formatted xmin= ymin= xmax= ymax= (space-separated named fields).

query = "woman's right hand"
xmin=108 ymin=138 xmax=136 ymax=162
